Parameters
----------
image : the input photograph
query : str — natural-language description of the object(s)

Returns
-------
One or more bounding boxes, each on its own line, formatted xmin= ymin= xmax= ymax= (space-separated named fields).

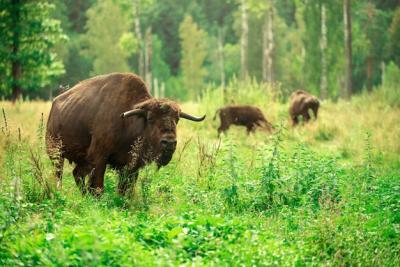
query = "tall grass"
xmin=0 ymin=83 xmax=399 ymax=266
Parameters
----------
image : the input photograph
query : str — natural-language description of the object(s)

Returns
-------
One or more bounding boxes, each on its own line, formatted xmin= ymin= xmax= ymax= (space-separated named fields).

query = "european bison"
xmin=289 ymin=90 xmax=320 ymax=126
xmin=214 ymin=105 xmax=273 ymax=136
xmin=46 ymin=72 xmax=205 ymax=195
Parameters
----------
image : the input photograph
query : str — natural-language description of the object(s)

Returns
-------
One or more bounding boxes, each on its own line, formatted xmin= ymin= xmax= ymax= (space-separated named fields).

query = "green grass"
xmin=0 ymin=83 xmax=399 ymax=266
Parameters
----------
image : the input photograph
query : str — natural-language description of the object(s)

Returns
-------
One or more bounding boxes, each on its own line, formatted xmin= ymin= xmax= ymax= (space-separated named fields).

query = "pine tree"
xmin=0 ymin=0 xmax=65 ymax=101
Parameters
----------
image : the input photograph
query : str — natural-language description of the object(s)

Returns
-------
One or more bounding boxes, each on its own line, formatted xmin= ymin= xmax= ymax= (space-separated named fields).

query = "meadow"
xmin=0 ymin=82 xmax=399 ymax=266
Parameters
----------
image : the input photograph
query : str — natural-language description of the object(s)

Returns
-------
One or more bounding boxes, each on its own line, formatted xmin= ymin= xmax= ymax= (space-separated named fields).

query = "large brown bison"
xmin=214 ymin=105 xmax=273 ymax=136
xmin=289 ymin=90 xmax=320 ymax=126
xmin=46 ymin=72 xmax=205 ymax=195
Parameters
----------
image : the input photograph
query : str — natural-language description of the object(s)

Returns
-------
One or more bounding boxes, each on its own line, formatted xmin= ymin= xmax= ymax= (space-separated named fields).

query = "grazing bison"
xmin=46 ymin=72 xmax=205 ymax=195
xmin=214 ymin=105 xmax=273 ymax=136
xmin=289 ymin=90 xmax=320 ymax=126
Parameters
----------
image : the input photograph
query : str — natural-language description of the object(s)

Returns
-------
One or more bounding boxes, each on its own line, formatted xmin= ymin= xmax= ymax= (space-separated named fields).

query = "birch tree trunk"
xmin=343 ymin=0 xmax=352 ymax=99
xmin=161 ymin=82 xmax=165 ymax=98
xmin=144 ymin=26 xmax=152 ymax=91
xmin=320 ymin=3 xmax=328 ymax=99
xmin=153 ymin=77 xmax=159 ymax=98
xmin=262 ymin=0 xmax=274 ymax=83
xmin=218 ymin=27 xmax=225 ymax=89
xmin=241 ymin=0 xmax=248 ymax=80
xmin=134 ymin=0 xmax=144 ymax=77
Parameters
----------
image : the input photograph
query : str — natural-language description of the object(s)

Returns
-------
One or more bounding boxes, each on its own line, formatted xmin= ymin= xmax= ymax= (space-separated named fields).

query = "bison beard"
xmin=46 ymin=72 xmax=205 ymax=196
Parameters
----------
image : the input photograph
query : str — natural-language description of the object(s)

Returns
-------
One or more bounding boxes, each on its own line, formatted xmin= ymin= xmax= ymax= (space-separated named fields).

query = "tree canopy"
xmin=0 ymin=0 xmax=399 ymax=101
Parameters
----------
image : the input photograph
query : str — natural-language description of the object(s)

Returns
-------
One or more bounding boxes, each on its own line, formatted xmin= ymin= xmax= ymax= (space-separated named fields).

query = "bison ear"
xmin=120 ymin=109 xmax=146 ymax=119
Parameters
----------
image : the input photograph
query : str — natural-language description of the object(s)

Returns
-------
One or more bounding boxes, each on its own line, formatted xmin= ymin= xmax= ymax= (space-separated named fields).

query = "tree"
xmin=389 ymin=7 xmax=400 ymax=68
xmin=343 ymin=0 xmax=353 ymax=99
xmin=179 ymin=15 xmax=208 ymax=99
xmin=241 ymin=0 xmax=249 ymax=80
xmin=83 ymin=0 xmax=132 ymax=75
xmin=0 ymin=0 xmax=65 ymax=101
xmin=262 ymin=0 xmax=274 ymax=83
xmin=133 ymin=0 xmax=145 ymax=77
xmin=320 ymin=2 xmax=328 ymax=99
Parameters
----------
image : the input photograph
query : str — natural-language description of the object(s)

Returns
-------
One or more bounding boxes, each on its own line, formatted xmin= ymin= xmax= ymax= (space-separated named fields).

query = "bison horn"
xmin=180 ymin=112 xmax=206 ymax=122
xmin=120 ymin=109 xmax=146 ymax=118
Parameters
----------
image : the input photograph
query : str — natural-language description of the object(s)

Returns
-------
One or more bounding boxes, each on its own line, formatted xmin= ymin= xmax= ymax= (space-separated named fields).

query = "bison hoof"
xmin=89 ymin=187 xmax=104 ymax=197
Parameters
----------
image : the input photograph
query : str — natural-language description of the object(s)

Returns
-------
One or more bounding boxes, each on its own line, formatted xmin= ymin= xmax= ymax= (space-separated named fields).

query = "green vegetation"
xmin=0 ymin=1 xmax=65 ymax=100
xmin=1 ymin=83 xmax=399 ymax=266
xmin=0 ymin=0 xmax=399 ymax=265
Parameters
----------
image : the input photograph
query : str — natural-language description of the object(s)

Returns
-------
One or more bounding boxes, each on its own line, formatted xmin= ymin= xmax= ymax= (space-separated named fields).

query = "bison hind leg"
xmin=46 ymin=135 xmax=65 ymax=189
xmin=53 ymin=157 xmax=64 ymax=189
xmin=48 ymin=151 xmax=64 ymax=189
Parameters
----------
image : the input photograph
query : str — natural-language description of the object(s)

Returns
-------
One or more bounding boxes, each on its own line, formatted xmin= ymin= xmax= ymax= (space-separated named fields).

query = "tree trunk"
xmin=262 ymin=0 xmax=274 ymax=83
xmin=241 ymin=0 xmax=248 ymax=80
xmin=160 ymin=82 xmax=165 ymax=98
xmin=366 ymin=56 xmax=373 ymax=91
xmin=320 ymin=3 xmax=328 ymax=99
xmin=11 ymin=0 xmax=22 ymax=103
xmin=134 ymin=0 xmax=144 ymax=77
xmin=144 ymin=26 xmax=152 ymax=92
xmin=218 ymin=27 xmax=225 ymax=89
xmin=153 ymin=77 xmax=159 ymax=98
xmin=343 ymin=0 xmax=352 ymax=99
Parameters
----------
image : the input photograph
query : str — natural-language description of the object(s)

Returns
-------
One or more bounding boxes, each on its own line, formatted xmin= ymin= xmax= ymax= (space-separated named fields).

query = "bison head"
xmin=120 ymin=99 xmax=205 ymax=167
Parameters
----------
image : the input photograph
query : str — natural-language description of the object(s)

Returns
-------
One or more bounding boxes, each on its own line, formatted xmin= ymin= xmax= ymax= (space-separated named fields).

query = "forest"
xmin=0 ymin=0 xmax=399 ymax=101
xmin=0 ymin=0 xmax=400 ymax=266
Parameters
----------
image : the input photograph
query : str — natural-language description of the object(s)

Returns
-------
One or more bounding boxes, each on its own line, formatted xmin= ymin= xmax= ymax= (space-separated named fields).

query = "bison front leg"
xmin=246 ymin=124 xmax=256 ymax=135
xmin=87 ymin=160 xmax=107 ymax=196
xmin=217 ymin=122 xmax=230 ymax=137
xmin=291 ymin=116 xmax=299 ymax=126
xmin=117 ymin=169 xmax=138 ymax=196
xmin=88 ymin=157 xmax=107 ymax=196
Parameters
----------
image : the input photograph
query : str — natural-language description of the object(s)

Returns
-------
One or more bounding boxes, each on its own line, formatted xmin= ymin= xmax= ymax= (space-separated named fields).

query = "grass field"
xmin=0 ymin=83 xmax=399 ymax=266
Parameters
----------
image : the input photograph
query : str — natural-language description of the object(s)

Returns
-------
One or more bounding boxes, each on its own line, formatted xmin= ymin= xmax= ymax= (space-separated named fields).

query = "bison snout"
xmin=160 ymin=138 xmax=177 ymax=150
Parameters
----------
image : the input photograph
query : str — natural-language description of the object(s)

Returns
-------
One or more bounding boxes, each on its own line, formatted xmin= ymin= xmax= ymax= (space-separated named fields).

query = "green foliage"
xmin=0 ymin=87 xmax=400 ymax=265
xmin=151 ymin=35 xmax=171 ymax=84
xmin=373 ymin=62 xmax=400 ymax=107
xmin=119 ymin=32 xmax=139 ymax=58
xmin=83 ymin=0 xmax=132 ymax=75
xmin=0 ymin=1 xmax=66 ymax=97
xmin=389 ymin=7 xmax=400 ymax=68
xmin=179 ymin=15 xmax=208 ymax=99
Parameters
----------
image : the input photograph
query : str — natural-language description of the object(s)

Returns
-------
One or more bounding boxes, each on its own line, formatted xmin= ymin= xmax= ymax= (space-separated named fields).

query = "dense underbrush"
xmin=0 ymin=85 xmax=399 ymax=266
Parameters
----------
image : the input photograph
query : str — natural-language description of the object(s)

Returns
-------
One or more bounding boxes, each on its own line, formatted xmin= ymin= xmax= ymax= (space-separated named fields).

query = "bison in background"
xmin=46 ymin=72 xmax=205 ymax=196
xmin=214 ymin=105 xmax=273 ymax=136
xmin=289 ymin=90 xmax=320 ymax=126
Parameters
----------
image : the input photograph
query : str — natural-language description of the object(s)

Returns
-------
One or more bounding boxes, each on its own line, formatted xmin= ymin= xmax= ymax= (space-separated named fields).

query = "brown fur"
xmin=289 ymin=90 xmax=320 ymax=126
xmin=46 ymin=72 xmax=203 ymax=195
xmin=214 ymin=105 xmax=273 ymax=136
